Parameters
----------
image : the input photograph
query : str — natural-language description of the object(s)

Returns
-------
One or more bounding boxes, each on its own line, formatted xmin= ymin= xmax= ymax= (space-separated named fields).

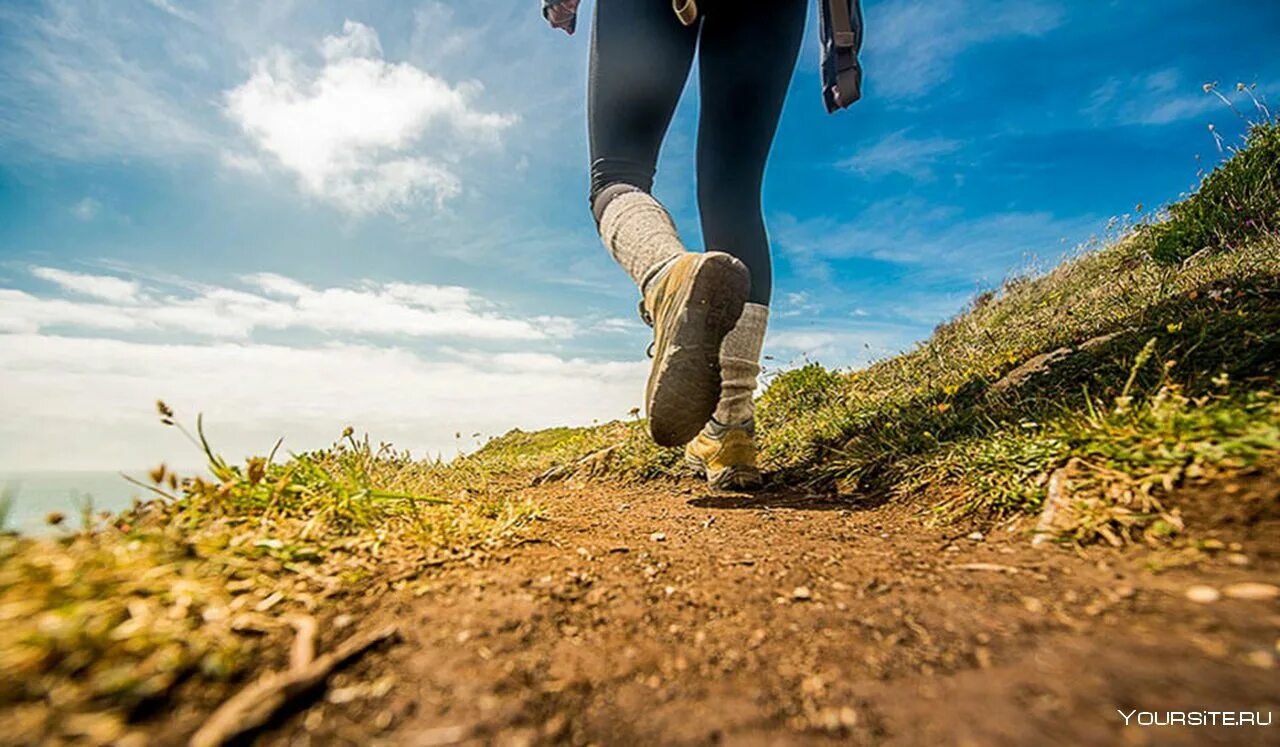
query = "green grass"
xmin=1140 ymin=118 xmax=1279 ymax=264
xmin=0 ymin=410 xmax=545 ymax=744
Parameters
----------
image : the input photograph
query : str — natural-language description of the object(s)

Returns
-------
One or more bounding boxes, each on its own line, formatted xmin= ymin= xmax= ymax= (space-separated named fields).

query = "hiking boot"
xmin=685 ymin=420 xmax=763 ymax=490
xmin=642 ymin=251 xmax=750 ymax=447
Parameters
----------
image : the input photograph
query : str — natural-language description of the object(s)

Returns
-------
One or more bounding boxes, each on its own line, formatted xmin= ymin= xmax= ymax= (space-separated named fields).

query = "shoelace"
xmin=638 ymin=298 xmax=654 ymax=327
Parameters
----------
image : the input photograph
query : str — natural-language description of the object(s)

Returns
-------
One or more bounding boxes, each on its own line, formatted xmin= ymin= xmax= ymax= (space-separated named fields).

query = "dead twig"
xmin=285 ymin=615 xmax=318 ymax=671
xmin=949 ymin=562 xmax=1022 ymax=574
xmin=189 ymin=625 xmax=400 ymax=747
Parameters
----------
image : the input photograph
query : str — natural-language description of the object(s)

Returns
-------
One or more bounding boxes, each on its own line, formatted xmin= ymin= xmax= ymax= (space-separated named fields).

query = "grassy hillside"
xmin=1 ymin=121 xmax=1277 ymax=743
xmin=529 ymin=122 xmax=1280 ymax=543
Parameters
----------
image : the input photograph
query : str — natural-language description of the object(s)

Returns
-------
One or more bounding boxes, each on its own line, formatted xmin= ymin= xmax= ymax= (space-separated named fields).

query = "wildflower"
xmin=936 ymin=402 xmax=952 ymax=413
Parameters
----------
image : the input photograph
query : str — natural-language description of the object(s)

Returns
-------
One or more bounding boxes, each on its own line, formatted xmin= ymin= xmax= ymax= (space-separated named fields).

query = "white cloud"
xmin=1084 ymin=69 xmax=1219 ymax=126
xmin=839 ymin=130 xmax=964 ymax=181
xmin=224 ymin=20 xmax=517 ymax=214
xmin=868 ymin=0 xmax=1062 ymax=98
xmin=70 ymin=197 xmax=102 ymax=221
xmin=31 ymin=267 xmax=140 ymax=304
xmin=773 ymin=199 xmax=1099 ymax=284
xmin=0 ymin=333 xmax=646 ymax=471
xmin=143 ymin=0 xmax=199 ymax=25
xmin=767 ymin=322 xmax=924 ymax=370
xmin=0 ymin=0 xmax=215 ymax=158
xmin=6 ymin=267 xmax=574 ymax=341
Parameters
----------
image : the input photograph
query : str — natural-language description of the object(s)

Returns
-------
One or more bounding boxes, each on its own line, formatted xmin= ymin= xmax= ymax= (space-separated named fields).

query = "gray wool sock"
xmin=714 ymin=302 xmax=769 ymax=426
xmin=597 ymin=191 xmax=688 ymax=290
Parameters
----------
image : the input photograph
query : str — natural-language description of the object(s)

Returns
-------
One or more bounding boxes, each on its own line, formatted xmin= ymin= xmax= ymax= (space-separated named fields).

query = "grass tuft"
xmin=1139 ymin=120 xmax=1280 ymax=264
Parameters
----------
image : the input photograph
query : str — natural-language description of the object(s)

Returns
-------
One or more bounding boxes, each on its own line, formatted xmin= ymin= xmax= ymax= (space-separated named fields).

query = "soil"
xmin=245 ymin=469 xmax=1279 ymax=746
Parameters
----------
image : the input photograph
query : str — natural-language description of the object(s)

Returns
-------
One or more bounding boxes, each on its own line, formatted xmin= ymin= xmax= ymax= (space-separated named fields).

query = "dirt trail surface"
xmin=264 ymin=473 xmax=1279 ymax=746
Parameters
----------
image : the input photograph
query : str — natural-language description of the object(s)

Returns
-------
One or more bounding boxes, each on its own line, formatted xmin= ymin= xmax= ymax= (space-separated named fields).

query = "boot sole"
xmin=647 ymin=253 xmax=750 ymax=447
xmin=685 ymin=453 xmax=764 ymax=491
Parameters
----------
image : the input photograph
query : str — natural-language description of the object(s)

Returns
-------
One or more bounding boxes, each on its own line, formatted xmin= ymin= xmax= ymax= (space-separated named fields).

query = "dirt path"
xmin=268 ymin=473 xmax=1279 ymax=746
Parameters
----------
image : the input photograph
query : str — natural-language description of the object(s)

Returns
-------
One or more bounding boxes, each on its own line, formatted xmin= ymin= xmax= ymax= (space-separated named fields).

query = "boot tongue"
xmin=640 ymin=254 xmax=680 ymax=298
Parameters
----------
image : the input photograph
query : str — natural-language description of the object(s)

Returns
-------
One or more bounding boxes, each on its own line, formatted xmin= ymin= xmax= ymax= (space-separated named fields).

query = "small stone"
xmin=1222 ymin=582 xmax=1279 ymax=601
xmin=650 ymin=532 xmax=666 ymax=542
xmin=1244 ymin=650 xmax=1275 ymax=669
xmin=1185 ymin=585 xmax=1220 ymax=603
xmin=792 ymin=586 xmax=813 ymax=601
xmin=327 ymin=685 xmax=363 ymax=705
xmin=967 ymin=531 xmax=985 ymax=541
xmin=839 ymin=706 xmax=858 ymax=728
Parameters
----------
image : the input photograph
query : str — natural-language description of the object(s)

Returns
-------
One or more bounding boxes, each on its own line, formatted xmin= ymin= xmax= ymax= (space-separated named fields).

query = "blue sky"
xmin=0 ymin=0 xmax=1275 ymax=470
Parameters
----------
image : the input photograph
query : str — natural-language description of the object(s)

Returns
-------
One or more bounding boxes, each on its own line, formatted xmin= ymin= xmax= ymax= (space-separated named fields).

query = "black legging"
xmin=588 ymin=0 xmax=807 ymax=306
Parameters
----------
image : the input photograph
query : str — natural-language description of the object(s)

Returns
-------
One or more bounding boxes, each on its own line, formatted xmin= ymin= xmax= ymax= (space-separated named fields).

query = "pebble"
xmin=1223 ymin=582 xmax=1279 ymax=601
xmin=1244 ymin=650 xmax=1275 ymax=669
xmin=650 ymin=532 xmax=667 ymax=542
xmin=967 ymin=531 xmax=985 ymax=541
xmin=792 ymin=586 xmax=813 ymax=601
xmin=1185 ymin=585 xmax=1220 ymax=603
xmin=1225 ymin=553 xmax=1250 ymax=566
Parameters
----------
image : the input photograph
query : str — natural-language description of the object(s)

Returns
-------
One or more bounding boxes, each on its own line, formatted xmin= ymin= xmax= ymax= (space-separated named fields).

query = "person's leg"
xmin=588 ymin=0 xmax=697 ymax=287
xmin=697 ymin=0 xmax=806 ymax=428
xmin=588 ymin=0 xmax=751 ymax=448
xmin=685 ymin=0 xmax=805 ymax=487
xmin=695 ymin=0 xmax=806 ymax=307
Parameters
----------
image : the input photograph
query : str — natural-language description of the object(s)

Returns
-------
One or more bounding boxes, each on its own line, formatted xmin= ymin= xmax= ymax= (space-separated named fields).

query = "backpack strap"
xmin=673 ymin=0 xmax=698 ymax=26
xmin=825 ymin=0 xmax=861 ymax=106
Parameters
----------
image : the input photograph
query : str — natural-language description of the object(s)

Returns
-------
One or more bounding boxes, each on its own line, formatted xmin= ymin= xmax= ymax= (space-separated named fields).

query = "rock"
xmin=1032 ymin=461 xmax=1077 ymax=547
xmin=967 ymin=531 xmax=985 ymax=541
xmin=650 ymin=532 xmax=667 ymax=542
xmin=1184 ymin=585 xmax=1220 ymax=603
xmin=792 ymin=586 xmax=813 ymax=601
xmin=1244 ymin=650 xmax=1275 ymax=669
xmin=1222 ymin=582 xmax=1279 ymax=601
xmin=989 ymin=332 xmax=1121 ymax=397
